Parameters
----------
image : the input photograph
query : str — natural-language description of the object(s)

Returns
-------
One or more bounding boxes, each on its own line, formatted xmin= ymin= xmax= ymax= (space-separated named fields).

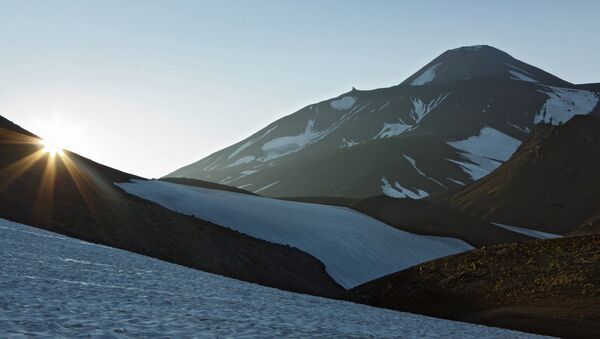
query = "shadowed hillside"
xmin=431 ymin=115 xmax=600 ymax=235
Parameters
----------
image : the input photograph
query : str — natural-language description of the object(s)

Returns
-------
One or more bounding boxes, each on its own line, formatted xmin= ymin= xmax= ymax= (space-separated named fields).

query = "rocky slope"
xmin=348 ymin=234 xmax=600 ymax=338
xmin=431 ymin=115 xmax=600 ymax=235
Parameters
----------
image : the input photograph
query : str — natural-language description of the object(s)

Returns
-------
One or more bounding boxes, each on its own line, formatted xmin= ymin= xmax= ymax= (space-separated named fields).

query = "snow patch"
xmin=507 ymin=122 xmax=530 ymax=133
xmin=411 ymin=63 xmax=442 ymax=86
xmin=253 ymin=181 xmax=279 ymax=193
xmin=227 ymin=155 xmax=256 ymax=168
xmin=462 ymin=45 xmax=484 ymax=51
xmin=330 ymin=96 xmax=357 ymax=110
xmin=375 ymin=122 xmax=411 ymax=139
xmin=381 ymin=177 xmax=429 ymax=199
xmin=240 ymin=170 xmax=259 ymax=176
xmin=117 ymin=180 xmax=471 ymax=288
xmin=447 ymin=178 xmax=465 ymax=186
xmin=260 ymin=103 xmax=369 ymax=161
xmin=409 ymin=94 xmax=449 ymax=124
xmin=446 ymin=127 xmax=521 ymax=180
xmin=341 ymin=138 xmax=359 ymax=148
xmin=375 ymin=93 xmax=449 ymax=139
xmin=535 ymin=86 xmax=599 ymax=124
xmin=403 ymin=155 xmax=447 ymax=188
xmin=508 ymin=70 xmax=537 ymax=82
xmin=202 ymin=156 xmax=222 ymax=171
xmin=261 ymin=120 xmax=322 ymax=161
xmin=493 ymin=223 xmax=561 ymax=240
xmin=228 ymin=125 xmax=278 ymax=160
xmin=378 ymin=100 xmax=392 ymax=111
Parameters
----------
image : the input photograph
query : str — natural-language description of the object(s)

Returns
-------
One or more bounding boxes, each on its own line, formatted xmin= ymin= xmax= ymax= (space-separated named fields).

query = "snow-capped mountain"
xmin=167 ymin=45 xmax=600 ymax=198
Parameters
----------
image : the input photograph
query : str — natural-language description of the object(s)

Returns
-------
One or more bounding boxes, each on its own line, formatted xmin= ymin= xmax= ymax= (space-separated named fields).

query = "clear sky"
xmin=1 ymin=0 xmax=599 ymax=178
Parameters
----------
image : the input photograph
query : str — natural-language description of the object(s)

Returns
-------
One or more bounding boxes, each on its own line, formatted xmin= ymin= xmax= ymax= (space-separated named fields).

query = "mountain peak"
xmin=402 ymin=45 xmax=569 ymax=87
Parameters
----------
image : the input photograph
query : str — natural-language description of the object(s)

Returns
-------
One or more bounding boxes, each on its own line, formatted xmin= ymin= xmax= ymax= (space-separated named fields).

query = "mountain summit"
xmin=167 ymin=45 xmax=600 ymax=198
xmin=401 ymin=45 xmax=569 ymax=86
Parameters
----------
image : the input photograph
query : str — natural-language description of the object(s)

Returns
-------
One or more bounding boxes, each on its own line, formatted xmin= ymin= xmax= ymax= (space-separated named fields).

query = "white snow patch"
xmin=227 ymin=155 xmax=256 ymax=168
xmin=261 ymin=120 xmax=322 ymax=161
xmin=375 ymin=93 xmax=449 ymax=139
xmin=535 ymin=86 xmax=599 ymax=124
xmin=260 ymin=103 xmax=369 ymax=161
xmin=0 ymin=218 xmax=536 ymax=338
xmin=202 ymin=156 xmax=223 ymax=171
xmin=117 ymin=180 xmax=471 ymax=288
xmin=341 ymin=138 xmax=359 ymax=148
xmin=375 ymin=122 xmax=412 ymax=139
xmin=447 ymin=178 xmax=465 ymax=186
xmin=330 ymin=96 xmax=357 ymax=110
xmin=240 ymin=170 xmax=259 ymax=176
xmin=446 ymin=127 xmax=521 ymax=180
xmin=409 ymin=94 xmax=449 ymax=124
xmin=253 ymin=181 xmax=279 ymax=193
xmin=403 ymin=155 xmax=447 ymax=188
xmin=378 ymin=100 xmax=392 ymax=111
xmin=509 ymin=70 xmax=537 ymax=82
xmin=228 ymin=141 xmax=253 ymax=160
xmin=228 ymin=125 xmax=278 ymax=160
xmin=507 ymin=122 xmax=530 ymax=133
xmin=493 ymin=223 xmax=561 ymax=240
xmin=380 ymin=177 xmax=429 ymax=199
xmin=462 ymin=45 xmax=484 ymax=51
xmin=411 ymin=63 xmax=442 ymax=86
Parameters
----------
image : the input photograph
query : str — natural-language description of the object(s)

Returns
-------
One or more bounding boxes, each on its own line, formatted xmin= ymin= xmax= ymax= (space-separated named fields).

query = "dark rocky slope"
xmin=431 ymin=115 xmax=600 ymax=235
xmin=348 ymin=234 xmax=600 ymax=338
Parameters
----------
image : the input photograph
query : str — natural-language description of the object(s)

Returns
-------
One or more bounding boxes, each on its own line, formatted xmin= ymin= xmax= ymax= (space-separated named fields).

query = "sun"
xmin=40 ymin=139 xmax=65 ymax=156
xmin=34 ymin=117 xmax=79 ymax=157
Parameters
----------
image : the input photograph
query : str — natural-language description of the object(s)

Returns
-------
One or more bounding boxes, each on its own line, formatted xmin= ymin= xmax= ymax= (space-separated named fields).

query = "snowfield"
xmin=446 ymin=126 xmax=521 ymax=180
xmin=116 ymin=180 xmax=473 ymax=288
xmin=0 ymin=219 xmax=542 ymax=338
xmin=330 ymin=96 xmax=357 ymax=110
xmin=411 ymin=63 xmax=442 ymax=85
xmin=535 ymin=86 xmax=599 ymax=124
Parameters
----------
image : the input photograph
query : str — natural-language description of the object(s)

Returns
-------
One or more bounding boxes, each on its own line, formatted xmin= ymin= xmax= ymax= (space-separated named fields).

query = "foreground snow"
xmin=116 ymin=180 xmax=472 ymax=288
xmin=0 ymin=219 xmax=543 ymax=338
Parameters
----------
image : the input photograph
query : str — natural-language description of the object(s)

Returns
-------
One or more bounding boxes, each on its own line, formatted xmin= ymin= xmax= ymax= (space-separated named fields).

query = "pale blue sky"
xmin=1 ymin=0 xmax=599 ymax=177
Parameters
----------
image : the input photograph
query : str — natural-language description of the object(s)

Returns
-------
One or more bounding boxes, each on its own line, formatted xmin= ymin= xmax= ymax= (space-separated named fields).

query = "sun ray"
xmin=32 ymin=153 xmax=57 ymax=224
xmin=1 ymin=125 xmax=114 ymax=226
xmin=0 ymin=149 xmax=46 ymax=192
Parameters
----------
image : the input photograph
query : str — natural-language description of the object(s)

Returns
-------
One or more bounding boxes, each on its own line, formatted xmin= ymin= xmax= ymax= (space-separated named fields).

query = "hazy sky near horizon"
xmin=1 ymin=0 xmax=599 ymax=177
